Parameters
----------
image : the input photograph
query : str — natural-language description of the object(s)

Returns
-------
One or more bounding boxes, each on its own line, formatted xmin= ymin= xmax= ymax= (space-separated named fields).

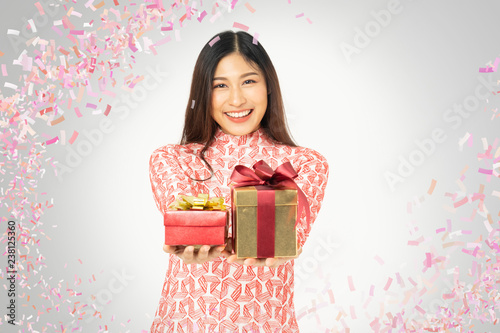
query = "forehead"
xmin=214 ymin=53 xmax=262 ymax=76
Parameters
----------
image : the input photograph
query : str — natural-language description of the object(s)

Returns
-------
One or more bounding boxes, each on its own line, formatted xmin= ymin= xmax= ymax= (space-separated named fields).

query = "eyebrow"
xmin=213 ymin=72 xmax=260 ymax=81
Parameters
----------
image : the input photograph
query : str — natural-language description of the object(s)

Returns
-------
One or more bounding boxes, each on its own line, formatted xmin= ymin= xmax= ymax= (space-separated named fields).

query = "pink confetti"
xmin=395 ymin=272 xmax=405 ymax=287
xmin=156 ymin=36 xmax=172 ymax=46
xmin=252 ymin=32 xmax=259 ymax=45
xmin=479 ymin=58 xmax=499 ymax=72
xmin=425 ymin=253 xmax=432 ymax=267
xmin=75 ymin=107 xmax=82 ymax=118
xmin=472 ymin=246 xmax=480 ymax=257
xmin=328 ymin=289 xmax=335 ymax=303
xmin=478 ymin=168 xmax=493 ymax=175
xmin=350 ymin=305 xmax=357 ymax=319
xmin=347 ymin=276 xmax=355 ymax=291
xmin=210 ymin=11 xmax=222 ymax=23
xmin=245 ymin=2 xmax=256 ymax=13
xmin=161 ymin=22 xmax=174 ymax=31
xmin=408 ymin=236 xmax=423 ymax=246
xmin=52 ymin=26 xmax=63 ymax=36
xmin=453 ymin=196 xmax=469 ymax=208
xmin=383 ymin=277 xmax=393 ymax=291
xmin=45 ymin=136 xmax=59 ymax=145
xmin=66 ymin=34 xmax=78 ymax=44
xmin=374 ymin=255 xmax=384 ymax=265
xmin=233 ymin=22 xmax=249 ymax=31
xmin=370 ymin=318 xmax=380 ymax=330
xmin=197 ymin=10 xmax=207 ymax=22
xmin=295 ymin=13 xmax=304 ymax=18
xmin=407 ymin=201 xmax=412 ymax=214
xmin=88 ymin=57 xmax=96 ymax=73
xmin=408 ymin=277 xmax=417 ymax=286
xmin=209 ymin=35 xmax=220 ymax=47
xmin=415 ymin=305 xmax=426 ymax=315
xmin=479 ymin=67 xmax=494 ymax=73
xmin=34 ymin=2 xmax=45 ymax=15
xmin=104 ymin=104 xmax=112 ymax=116
xmin=68 ymin=131 xmax=79 ymax=144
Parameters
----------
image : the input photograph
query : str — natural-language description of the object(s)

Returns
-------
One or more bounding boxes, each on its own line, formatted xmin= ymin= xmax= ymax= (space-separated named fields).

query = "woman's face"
xmin=211 ymin=53 xmax=267 ymax=136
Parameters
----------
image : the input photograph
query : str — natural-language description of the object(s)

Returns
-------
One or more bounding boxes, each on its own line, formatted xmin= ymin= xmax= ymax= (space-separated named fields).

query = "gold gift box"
xmin=232 ymin=186 xmax=297 ymax=259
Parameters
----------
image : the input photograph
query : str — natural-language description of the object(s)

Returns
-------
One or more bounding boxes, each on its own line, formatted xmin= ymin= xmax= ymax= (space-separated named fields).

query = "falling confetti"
xmin=0 ymin=1 xmax=246 ymax=331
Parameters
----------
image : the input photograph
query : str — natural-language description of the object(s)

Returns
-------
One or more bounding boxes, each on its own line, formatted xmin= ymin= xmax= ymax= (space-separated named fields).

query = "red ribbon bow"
xmin=230 ymin=160 xmax=310 ymax=226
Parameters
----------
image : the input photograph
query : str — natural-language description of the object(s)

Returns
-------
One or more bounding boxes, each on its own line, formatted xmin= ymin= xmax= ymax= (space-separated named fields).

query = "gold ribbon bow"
xmin=169 ymin=193 xmax=226 ymax=211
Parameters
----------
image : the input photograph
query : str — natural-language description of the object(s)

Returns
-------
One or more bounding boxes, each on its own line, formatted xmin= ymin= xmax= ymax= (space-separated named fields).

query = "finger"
xmin=163 ymin=245 xmax=177 ymax=254
xmin=225 ymin=254 xmax=238 ymax=263
xmin=244 ymin=258 xmax=268 ymax=266
xmin=183 ymin=246 xmax=195 ymax=262
xmin=265 ymin=258 xmax=277 ymax=267
xmin=197 ymin=245 xmax=211 ymax=262
xmin=256 ymin=258 xmax=270 ymax=266
xmin=272 ymin=258 xmax=288 ymax=268
xmin=209 ymin=246 xmax=226 ymax=258
xmin=243 ymin=258 xmax=255 ymax=266
xmin=225 ymin=254 xmax=246 ymax=265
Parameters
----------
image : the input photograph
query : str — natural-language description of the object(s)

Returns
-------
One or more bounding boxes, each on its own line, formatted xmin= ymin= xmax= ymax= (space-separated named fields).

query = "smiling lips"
xmin=224 ymin=109 xmax=253 ymax=122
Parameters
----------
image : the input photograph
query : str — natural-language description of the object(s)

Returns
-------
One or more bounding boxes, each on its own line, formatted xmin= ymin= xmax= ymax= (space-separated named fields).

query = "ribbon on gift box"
xmin=169 ymin=193 xmax=226 ymax=211
xmin=230 ymin=160 xmax=310 ymax=257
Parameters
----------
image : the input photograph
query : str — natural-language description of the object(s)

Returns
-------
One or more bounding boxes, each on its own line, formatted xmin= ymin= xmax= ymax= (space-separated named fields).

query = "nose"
xmin=229 ymin=86 xmax=246 ymax=106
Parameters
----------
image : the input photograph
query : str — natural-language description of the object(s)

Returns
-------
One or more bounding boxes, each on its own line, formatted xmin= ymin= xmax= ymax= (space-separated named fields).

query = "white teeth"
xmin=226 ymin=109 xmax=252 ymax=118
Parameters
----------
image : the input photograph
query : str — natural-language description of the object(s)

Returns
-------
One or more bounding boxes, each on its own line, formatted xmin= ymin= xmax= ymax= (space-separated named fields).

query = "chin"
xmin=226 ymin=126 xmax=257 ymax=136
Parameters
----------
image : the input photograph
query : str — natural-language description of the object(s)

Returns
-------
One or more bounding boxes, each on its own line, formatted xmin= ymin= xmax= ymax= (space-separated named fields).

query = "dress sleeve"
xmin=292 ymin=148 xmax=329 ymax=248
xmin=149 ymin=145 xmax=197 ymax=215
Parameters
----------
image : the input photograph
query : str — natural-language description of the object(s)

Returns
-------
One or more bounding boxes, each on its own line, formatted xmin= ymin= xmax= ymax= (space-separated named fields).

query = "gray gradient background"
xmin=1 ymin=0 xmax=500 ymax=331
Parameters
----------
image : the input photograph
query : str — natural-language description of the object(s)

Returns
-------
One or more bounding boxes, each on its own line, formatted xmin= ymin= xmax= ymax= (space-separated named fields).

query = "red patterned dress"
xmin=149 ymin=128 xmax=329 ymax=333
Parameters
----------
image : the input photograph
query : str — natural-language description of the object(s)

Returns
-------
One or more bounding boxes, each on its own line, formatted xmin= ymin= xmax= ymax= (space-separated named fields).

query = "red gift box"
xmin=164 ymin=210 xmax=228 ymax=246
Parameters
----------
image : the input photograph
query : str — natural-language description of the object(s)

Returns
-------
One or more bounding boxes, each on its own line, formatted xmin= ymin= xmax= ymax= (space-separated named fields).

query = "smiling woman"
xmin=148 ymin=30 xmax=329 ymax=332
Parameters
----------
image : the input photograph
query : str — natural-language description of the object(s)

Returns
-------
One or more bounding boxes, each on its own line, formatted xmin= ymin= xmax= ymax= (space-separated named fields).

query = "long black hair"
xmin=181 ymin=30 xmax=296 ymax=181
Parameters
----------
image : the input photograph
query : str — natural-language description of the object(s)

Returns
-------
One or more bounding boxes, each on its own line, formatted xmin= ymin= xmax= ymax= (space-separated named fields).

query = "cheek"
xmin=256 ymin=92 xmax=268 ymax=111
xmin=211 ymin=93 xmax=224 ymax=110
xmin=255 ymin=87 xmax=268 ymax=106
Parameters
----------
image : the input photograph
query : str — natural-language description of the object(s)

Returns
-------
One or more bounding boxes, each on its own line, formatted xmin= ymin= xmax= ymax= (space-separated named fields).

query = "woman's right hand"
xmin=163 ymin=244 xmax=225 ymax=265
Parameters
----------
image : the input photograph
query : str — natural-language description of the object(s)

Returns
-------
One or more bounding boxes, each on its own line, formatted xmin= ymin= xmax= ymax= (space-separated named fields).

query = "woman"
xmin=149 ymin=30 xmax=329 ymax=332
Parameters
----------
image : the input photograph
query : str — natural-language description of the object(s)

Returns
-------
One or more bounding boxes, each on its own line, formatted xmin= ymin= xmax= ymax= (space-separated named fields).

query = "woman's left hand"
xmin=221 ymin=245 xmax=302 ymax=268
